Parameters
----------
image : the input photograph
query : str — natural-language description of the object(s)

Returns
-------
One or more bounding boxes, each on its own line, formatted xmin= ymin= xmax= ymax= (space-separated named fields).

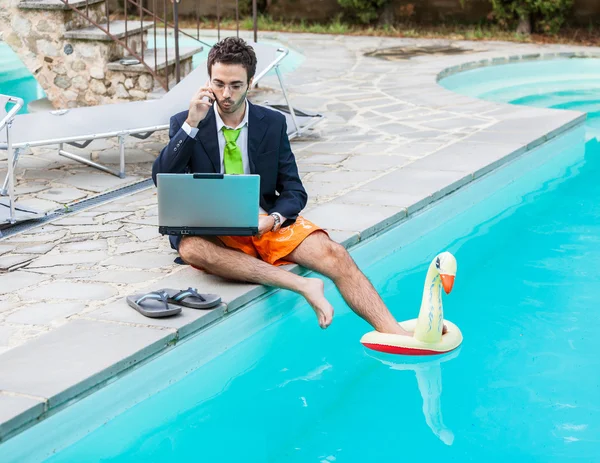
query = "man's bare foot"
xmin=388 ymin=325 xmax=413 ymax=336
xmin=301 ymin=278 xmax=334 ymax=329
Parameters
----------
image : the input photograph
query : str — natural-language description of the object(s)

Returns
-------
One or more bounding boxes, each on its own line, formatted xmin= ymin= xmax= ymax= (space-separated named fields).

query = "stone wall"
xmin=0 ymin=0 xmax=164 ymax=109
xmin=105 ymin=58 xmax=193 ymax=100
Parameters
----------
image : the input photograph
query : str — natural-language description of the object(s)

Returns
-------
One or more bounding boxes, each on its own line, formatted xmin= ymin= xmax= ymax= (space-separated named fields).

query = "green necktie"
xmin=222 ymin=127 xmax=244 ymax=174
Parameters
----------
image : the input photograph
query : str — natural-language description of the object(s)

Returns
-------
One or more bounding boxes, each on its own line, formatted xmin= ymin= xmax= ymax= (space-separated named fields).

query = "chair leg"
xmin=275 ymin=65 xmax=301 ymax=137
xmin=6 ymin=125 xmax=16 ymax=224
xmin=1 ymin=147 xmax=21 ymax=197
xmin=119 ymin=135 xmax=126 ymax=179
xmin=58 ymin=140 xmax=126 ymax=178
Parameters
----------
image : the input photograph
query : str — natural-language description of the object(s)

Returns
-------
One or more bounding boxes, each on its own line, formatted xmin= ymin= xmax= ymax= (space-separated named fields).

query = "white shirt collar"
xmin=214 ymin=99 xmax=249 ymax=132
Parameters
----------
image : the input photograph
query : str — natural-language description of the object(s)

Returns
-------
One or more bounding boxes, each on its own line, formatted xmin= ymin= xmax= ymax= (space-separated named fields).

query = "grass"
xmin=171 ymin=14 xmax=600 ymax=47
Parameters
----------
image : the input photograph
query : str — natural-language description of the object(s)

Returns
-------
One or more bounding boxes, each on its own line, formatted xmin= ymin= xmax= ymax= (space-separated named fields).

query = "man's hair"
xmin=207 ymin=37 xmax=257 ymax=83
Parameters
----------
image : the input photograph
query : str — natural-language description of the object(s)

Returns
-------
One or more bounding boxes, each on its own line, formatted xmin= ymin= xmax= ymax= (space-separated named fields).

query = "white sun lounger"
xmin=0 ymin=95 xmax=25 ymax=225
xmin=0 ymin=41 xmax=323 ymax=224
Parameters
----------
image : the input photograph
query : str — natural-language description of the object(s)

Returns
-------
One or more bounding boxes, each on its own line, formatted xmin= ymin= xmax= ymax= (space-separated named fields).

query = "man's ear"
xmin=248 ymin=77 xmax=254 ymax=89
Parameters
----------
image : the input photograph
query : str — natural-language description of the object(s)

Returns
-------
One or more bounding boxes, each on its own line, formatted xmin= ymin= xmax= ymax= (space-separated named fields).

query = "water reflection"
xmin=366 ymin=348 xmax=461 ymax=446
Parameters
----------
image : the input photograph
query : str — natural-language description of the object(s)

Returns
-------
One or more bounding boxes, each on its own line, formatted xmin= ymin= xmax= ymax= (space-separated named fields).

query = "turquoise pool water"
xmin=0 ymin=43 xmax=45 ymax=114
xmin=440 ymin=58 xmax=600 ymax=139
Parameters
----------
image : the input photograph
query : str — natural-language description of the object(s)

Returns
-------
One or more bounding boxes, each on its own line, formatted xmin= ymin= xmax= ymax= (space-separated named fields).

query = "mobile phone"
xmin=202 ymin=83 xmax=214 ymax=104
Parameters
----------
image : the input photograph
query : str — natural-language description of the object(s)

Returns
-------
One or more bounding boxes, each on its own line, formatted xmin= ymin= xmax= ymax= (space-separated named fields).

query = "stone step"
xmin=19 ymin=0 xmax=105 ymax=10
xmin=64 ymin=21 xmax=154 ymax=41
xmin=107 ymin=45 xmax=202 ymax=73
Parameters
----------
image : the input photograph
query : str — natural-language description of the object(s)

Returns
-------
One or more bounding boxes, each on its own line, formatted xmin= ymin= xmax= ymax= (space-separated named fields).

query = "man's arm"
xmin=270 ymin=118 xmax=307 ymax=222
xmin=152 ymin=84 xmax=215 ymax=186
xmin=151 ymin=114 xmax=196 ymax=185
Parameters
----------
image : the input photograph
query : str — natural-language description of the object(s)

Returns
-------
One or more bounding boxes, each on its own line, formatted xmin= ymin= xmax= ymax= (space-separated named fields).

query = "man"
xmin=152 ymin=37 xmax=409 ymax=336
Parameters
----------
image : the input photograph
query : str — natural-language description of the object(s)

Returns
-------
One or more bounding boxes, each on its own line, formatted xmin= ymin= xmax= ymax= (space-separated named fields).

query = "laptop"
xmin=157 ymin=173 xmax=260 ymax=236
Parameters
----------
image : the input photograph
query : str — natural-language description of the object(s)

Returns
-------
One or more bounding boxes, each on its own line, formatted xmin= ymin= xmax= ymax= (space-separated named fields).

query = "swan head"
xmin=434 ymin=252 xmax=457 ymax=295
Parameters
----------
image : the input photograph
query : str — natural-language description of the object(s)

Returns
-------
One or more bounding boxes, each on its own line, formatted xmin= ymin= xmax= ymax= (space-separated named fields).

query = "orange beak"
xmin=440 ymin=274 xmax=455 ymax=294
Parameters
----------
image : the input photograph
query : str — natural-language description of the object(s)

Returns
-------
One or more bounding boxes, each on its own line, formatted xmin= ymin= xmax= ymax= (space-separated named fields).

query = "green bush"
xmin=490 ymin=0 xmax=574 ymax=34
xmin=337 ymin=0 xmax=392 ymax=24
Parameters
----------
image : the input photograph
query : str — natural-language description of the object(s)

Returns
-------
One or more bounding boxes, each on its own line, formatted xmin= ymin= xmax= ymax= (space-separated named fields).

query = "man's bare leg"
xmin=286 ymin=232 xmax=409 ymax=335
xmin=178 ymin=236 xmax=334 ymax=327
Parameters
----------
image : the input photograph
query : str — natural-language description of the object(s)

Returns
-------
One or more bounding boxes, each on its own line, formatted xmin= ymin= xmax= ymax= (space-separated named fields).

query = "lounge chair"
xmin=0 ymin=95 xmax=32 ymax=225
xmin=0 ymin=41 xmax=322 ymax=223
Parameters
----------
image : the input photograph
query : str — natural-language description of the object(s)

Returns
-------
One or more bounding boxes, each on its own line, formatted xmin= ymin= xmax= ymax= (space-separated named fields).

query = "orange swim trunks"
xmin=218 ymin=216 xmax=325 ymax=266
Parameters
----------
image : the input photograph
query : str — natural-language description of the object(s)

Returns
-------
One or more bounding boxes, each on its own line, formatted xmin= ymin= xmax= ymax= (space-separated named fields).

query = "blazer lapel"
xmin=247 ymin=102 xmax=268 ymax=174
xmin=196 ymin=107 xmax=220 ymax=172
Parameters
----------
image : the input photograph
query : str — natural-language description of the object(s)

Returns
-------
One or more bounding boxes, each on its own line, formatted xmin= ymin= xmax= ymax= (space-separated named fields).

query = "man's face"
xmin=210 ymin=62 xmax=253 ymax=114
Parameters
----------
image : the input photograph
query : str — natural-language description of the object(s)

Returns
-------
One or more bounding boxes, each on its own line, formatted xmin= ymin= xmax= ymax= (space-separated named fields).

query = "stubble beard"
xmin=218 ymin=89 xmax=248 ymax=115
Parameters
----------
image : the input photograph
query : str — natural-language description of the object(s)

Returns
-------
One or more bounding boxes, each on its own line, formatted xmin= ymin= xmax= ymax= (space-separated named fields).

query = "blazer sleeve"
xmin=270 ymin=117 xmax=308 ymax=221
xmin=151 ymin=114 xmax=195 ymax=186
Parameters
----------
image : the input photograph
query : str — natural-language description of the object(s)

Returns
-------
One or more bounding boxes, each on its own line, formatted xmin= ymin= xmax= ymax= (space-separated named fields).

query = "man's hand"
xmin=257 ymin=215 xmax=275 ymax=238
xmin=185 ymin=81 xmax=215 ymax=128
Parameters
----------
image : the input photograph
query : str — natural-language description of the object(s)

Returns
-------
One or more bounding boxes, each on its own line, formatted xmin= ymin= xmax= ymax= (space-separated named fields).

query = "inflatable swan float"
xmin=361 ymin=252 xmax=462 ymax=355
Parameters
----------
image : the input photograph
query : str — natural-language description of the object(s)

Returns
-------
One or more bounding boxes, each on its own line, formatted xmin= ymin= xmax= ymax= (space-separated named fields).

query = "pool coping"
xmin=0 ymin=44 xmax=590 ymax=444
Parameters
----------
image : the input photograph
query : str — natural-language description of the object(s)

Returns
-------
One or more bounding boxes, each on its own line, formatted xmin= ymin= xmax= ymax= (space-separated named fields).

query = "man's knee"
xmin=179 ymin=236 xmax=215 ymax=265
xmin=321 ymin=237 xmax=352 ymax=268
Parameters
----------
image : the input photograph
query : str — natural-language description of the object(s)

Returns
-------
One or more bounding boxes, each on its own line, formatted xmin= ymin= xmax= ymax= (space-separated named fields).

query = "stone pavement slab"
xmin=85 ymin=300 xmax=227 ymax=340
xmin=18 ymin=282 xmax=117 ymax=301
xmin=52 ymin=216 xmax=97 ymax=226
xmin=93 ymin=270 xmax=163 ymax=284
xmin=5 ymin=302 xmax=83 ymax=325
xmin=0 ymin=272 xmax=50 ymax=295
xmin=59 ymin=240 xmax=108 ymax=252
xmin=0 ymin=394 xmax=45 ymax=441
xmin=410 ymin=141 xmax=528 ymax=179
xmin=128 ymin=226 xmax=161 ymax=242
xmin=342 ymin=154 xmax=411 ymax=171
xmin=36 ymin=188 xmax=87 ymax=203
xmin=336 ymin=190 xmax=428 ymax=209
xmin=27 ymin=251 xmax=109 ymax=268
xmin=60 ymin=173 xmax=142 ymax=193
xmin=0 ymin=319 xmax=175 ymax=429
xmin=26 ymin=265 xmax=79 ymax=276
xmin=369 ymin=164 xmax=472 ymax=200
xmin=69 ymin=224 xmax=123 ymax=235
xmin=102 ymin=252 xmax=176 ymax=269
xmin=0 ymin=245 xmax=15 ymax=256
xmin=0 ymin=255 xmax=35 ymax=272
xmin=304 ymin=203 xmax=406 ymax=239
xmin=16 ymin=244 xmax=56 ymax=255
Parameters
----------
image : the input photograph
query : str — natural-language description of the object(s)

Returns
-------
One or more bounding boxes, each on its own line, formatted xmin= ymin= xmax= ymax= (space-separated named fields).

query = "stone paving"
xmin=0 ymin=30 xmax=595 ymax=442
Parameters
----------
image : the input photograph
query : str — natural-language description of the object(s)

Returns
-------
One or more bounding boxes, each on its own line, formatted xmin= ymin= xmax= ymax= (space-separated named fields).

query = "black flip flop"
xmin=159 ymin=287 xmax=221 ymax=309
xmin=126 ymin=291 xmax=182 ymax=318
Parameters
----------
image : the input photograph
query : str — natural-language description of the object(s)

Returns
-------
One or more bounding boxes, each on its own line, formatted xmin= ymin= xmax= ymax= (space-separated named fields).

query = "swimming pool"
xmin=0 ymin=43 xmax=45 ymax=114
xmin=440 ymin=58 xmax=600 ymax=139
xmin=2 ymin=60 xmax=599 ymax=462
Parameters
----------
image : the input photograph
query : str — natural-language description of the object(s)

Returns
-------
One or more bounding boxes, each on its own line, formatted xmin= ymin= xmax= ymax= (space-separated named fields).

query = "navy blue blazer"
xmin=152 ymin=102 xmax=308 ymax=230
